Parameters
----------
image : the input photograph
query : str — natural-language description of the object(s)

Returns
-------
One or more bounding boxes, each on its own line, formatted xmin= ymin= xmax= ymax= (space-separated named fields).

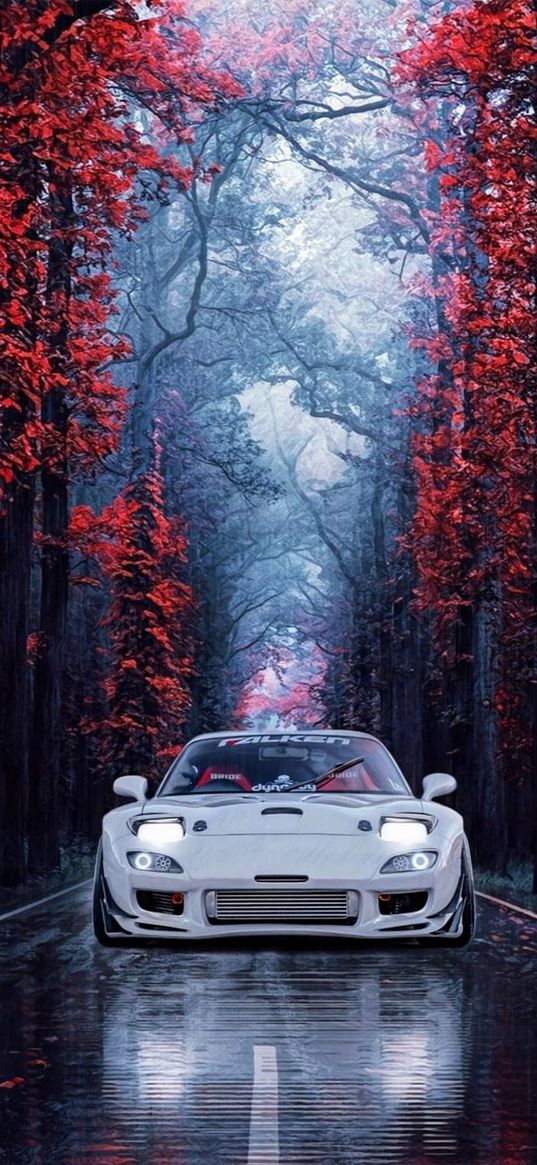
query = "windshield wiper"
xmin=283 ymin=755 xmax=365 ymax=793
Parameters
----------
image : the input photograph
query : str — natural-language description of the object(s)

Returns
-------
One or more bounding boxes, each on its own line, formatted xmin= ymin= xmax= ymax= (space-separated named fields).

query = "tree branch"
xmin=226 ymin=621 xmax=276 ymax=663
xmin=282 ymin=99 xmax=390 ymax=122
xmin=268 ymin=398 xmax=357 ymax=588
xmin=259 ymin=116 xmax=430 ymax=244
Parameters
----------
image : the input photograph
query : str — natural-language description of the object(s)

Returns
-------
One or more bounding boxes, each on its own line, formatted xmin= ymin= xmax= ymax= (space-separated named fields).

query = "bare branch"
xmin=226 ymin=621 xmax=276 ymax=663
xmin=258 ymin=116 xmax=430 ymax=244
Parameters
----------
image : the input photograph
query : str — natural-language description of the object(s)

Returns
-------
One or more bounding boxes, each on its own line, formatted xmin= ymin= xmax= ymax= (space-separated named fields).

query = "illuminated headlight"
xmin=380 ymin=818 xmax=429 ymax=844
xmin=127 ymin=852 xmax=183 ymax=872
xmin=129 ymin=818 xmax=185 ymax=845
xmin=380 ymin=851 xmax=437 ymax=874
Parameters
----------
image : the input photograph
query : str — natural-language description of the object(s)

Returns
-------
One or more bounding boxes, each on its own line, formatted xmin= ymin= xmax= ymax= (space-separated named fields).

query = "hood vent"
xmin=261 ymin=806 xmax=303 ymax=816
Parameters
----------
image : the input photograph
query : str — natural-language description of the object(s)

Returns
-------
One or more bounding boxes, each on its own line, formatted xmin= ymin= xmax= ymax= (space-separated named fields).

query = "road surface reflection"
xmin=0 ymin=890 xmax=535 ymax=1165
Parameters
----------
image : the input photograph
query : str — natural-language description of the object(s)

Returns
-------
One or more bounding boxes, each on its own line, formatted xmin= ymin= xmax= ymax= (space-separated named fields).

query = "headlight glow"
xmin=380 ymin=819 xmax=428 ymax=844
xmin=380 ymin=851 xmax=437 ymax=874
xmin=134 ymin=852 xmax=151 ymax=870
xmin=127 ymin=851 xmax=183 ymax=872
xmin=411 ymin=851 xmax=431 ymax=870
xmin=130 ymin=818 xmax=185 ymax=845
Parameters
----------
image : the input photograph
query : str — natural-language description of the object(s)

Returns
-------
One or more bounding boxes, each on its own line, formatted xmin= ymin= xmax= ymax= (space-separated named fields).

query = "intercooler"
xmin=206 ymin=889 xmax=359 ymax=925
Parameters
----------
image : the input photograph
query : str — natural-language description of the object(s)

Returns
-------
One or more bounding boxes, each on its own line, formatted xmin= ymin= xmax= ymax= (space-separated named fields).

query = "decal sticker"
xmin=326 ymin=770 xmax=359 ymax=783
xmin=218 ymin=734 xmax=352 ymax=747
xmin=197 ymin=767 xmax=252 ymax=790
xmin=252 ymin=781 xmax=316 ymax=792
xmin=206 ymin=772 xmax=246 ymax=782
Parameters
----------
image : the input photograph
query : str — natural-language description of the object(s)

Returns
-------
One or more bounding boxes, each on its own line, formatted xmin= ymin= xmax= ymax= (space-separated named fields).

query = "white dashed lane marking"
xmin=248 ymin=1045 xmax=280 ymax=1165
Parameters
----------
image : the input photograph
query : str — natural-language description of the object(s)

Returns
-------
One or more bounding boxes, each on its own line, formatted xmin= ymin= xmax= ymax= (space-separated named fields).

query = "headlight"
xmin=380 ymin=851 xmax=437 ymax=874
xmin=129 ymin=817 xmax=185 ymax=845
xmin=380 ymin=818 xmax=430 ymax=844
xmin=127 ymin=852 xmax=183 ymax=872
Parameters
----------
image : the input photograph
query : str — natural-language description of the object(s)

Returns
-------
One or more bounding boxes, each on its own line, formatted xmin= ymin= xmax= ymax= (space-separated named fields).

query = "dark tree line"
xmin=1 ymin=0 xmax=535 ymax=889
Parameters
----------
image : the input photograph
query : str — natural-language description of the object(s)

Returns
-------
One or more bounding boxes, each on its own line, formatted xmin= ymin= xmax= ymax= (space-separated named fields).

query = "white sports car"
xmin=93 ymin=730 xmax=475 ymax=946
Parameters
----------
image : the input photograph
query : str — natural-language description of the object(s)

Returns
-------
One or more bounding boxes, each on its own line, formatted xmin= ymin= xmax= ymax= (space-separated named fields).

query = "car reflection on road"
xmin=99 ymin=948 xmax=466 ymax=1165
xmin=2 ymin=891 xmax=535 ymax=1165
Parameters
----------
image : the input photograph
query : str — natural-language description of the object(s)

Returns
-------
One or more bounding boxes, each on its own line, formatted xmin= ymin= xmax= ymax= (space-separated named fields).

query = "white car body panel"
xmin=96 ymin=730 xmax=473 ymax=942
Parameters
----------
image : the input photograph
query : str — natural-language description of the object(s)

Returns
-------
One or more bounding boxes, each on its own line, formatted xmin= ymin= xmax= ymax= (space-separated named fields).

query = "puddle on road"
xmin=0 ymin=897 xmax=536 ymax=1165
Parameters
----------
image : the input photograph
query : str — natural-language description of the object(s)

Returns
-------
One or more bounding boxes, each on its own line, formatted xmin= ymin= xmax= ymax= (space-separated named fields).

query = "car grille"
xmin=208 ymin=889 xmax=358 ymax=925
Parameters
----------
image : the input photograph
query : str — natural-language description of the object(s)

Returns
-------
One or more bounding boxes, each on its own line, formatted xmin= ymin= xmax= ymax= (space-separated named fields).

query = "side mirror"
xmin=422 ymin=772 xmax=457 ymax=801
xmin=113 ymin=775 xmax=148 ymax=802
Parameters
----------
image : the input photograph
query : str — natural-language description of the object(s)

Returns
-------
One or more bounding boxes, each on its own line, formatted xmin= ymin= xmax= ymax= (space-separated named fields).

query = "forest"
xmin=0 ymin=0 xmax=535 ymax=889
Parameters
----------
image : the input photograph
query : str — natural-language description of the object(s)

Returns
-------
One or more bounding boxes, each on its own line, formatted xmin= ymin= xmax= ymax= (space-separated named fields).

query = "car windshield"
xmin=158 ymin=734 xmax=410 ymax=796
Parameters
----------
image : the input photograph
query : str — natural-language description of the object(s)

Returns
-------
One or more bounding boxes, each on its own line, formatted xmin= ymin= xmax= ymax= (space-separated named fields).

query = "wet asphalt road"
xmin=0 ymin=886 xmax=536 ymax=1165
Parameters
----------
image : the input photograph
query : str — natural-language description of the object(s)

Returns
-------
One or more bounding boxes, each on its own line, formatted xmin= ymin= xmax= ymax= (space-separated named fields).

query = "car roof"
xmin=186 ymin=729 xmax=381 ymax=743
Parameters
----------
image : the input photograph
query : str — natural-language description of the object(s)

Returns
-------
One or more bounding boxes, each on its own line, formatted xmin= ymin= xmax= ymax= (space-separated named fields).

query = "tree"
xmin=0 ymin=0 xmax=238 ymax=880
xmin=4 ymin=0 xmax=532 ymax=890
xmin=398 ymin=0 xmax=536 ymax=869
xmin=71 ymin=457 xmax=194 ymax=776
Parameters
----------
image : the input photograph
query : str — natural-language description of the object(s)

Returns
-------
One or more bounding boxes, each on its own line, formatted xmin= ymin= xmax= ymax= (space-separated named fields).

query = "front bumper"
xmin=101 ymin=832 xmax=466 ymax=941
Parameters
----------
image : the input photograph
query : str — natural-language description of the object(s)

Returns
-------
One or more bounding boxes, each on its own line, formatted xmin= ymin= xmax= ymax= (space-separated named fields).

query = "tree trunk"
xmin=471 ymin=601 xmax=506 ymax=871
xmin=28 ymin=179 xmax=72 ymax=873
xmin=0 ymin=470 xmax=34 ymax=884
xmin=28 ymin=430 xmax=69 ymax=872
xmin=371 ymin=455 xmax=393 ymax=747
xmin=0 ymin=132 xmax=39 ymax=885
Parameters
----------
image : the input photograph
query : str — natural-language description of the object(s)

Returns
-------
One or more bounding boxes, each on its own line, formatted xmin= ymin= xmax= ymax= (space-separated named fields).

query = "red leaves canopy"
xmin=0 ymin=0 xmax=241 ymax=487
xmin=398 ymin=0 xmax=536 ymax=759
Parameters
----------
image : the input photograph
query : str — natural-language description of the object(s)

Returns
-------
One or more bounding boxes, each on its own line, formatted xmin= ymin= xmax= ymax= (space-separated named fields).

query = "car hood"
xmin=138 ymin=793 xmax=420 ymax=837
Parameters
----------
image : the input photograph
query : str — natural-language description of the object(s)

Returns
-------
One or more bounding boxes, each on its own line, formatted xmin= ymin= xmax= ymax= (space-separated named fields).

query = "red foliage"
xmin=234 ymin=643 xmax=327 ymax=728
xmin=71 ymin=467 xmax=194 ymax=772
xmin=398 ymin=0 xmax=536 ymax=758
xmin=187 ymin=0 xmax=397 ymax=96
xmin=0 ymin=0 xmax=241 ymax=489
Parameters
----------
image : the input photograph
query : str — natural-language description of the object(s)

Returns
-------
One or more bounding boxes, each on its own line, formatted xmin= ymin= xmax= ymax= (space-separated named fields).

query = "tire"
xmin=420 ymin=843 xmax=476 ymax=948
xmin=92 ymin=840 xmax=129 ymax=946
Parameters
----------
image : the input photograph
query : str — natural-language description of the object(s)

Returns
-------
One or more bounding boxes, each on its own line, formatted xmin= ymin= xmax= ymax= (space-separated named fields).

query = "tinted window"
xmin=158 ymin=735 xmax=409 ymax=796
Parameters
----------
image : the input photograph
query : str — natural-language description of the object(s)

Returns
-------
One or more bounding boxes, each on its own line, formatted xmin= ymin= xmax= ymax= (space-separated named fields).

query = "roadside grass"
xmin=475 ymin=861 xmax=537 ymax=914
